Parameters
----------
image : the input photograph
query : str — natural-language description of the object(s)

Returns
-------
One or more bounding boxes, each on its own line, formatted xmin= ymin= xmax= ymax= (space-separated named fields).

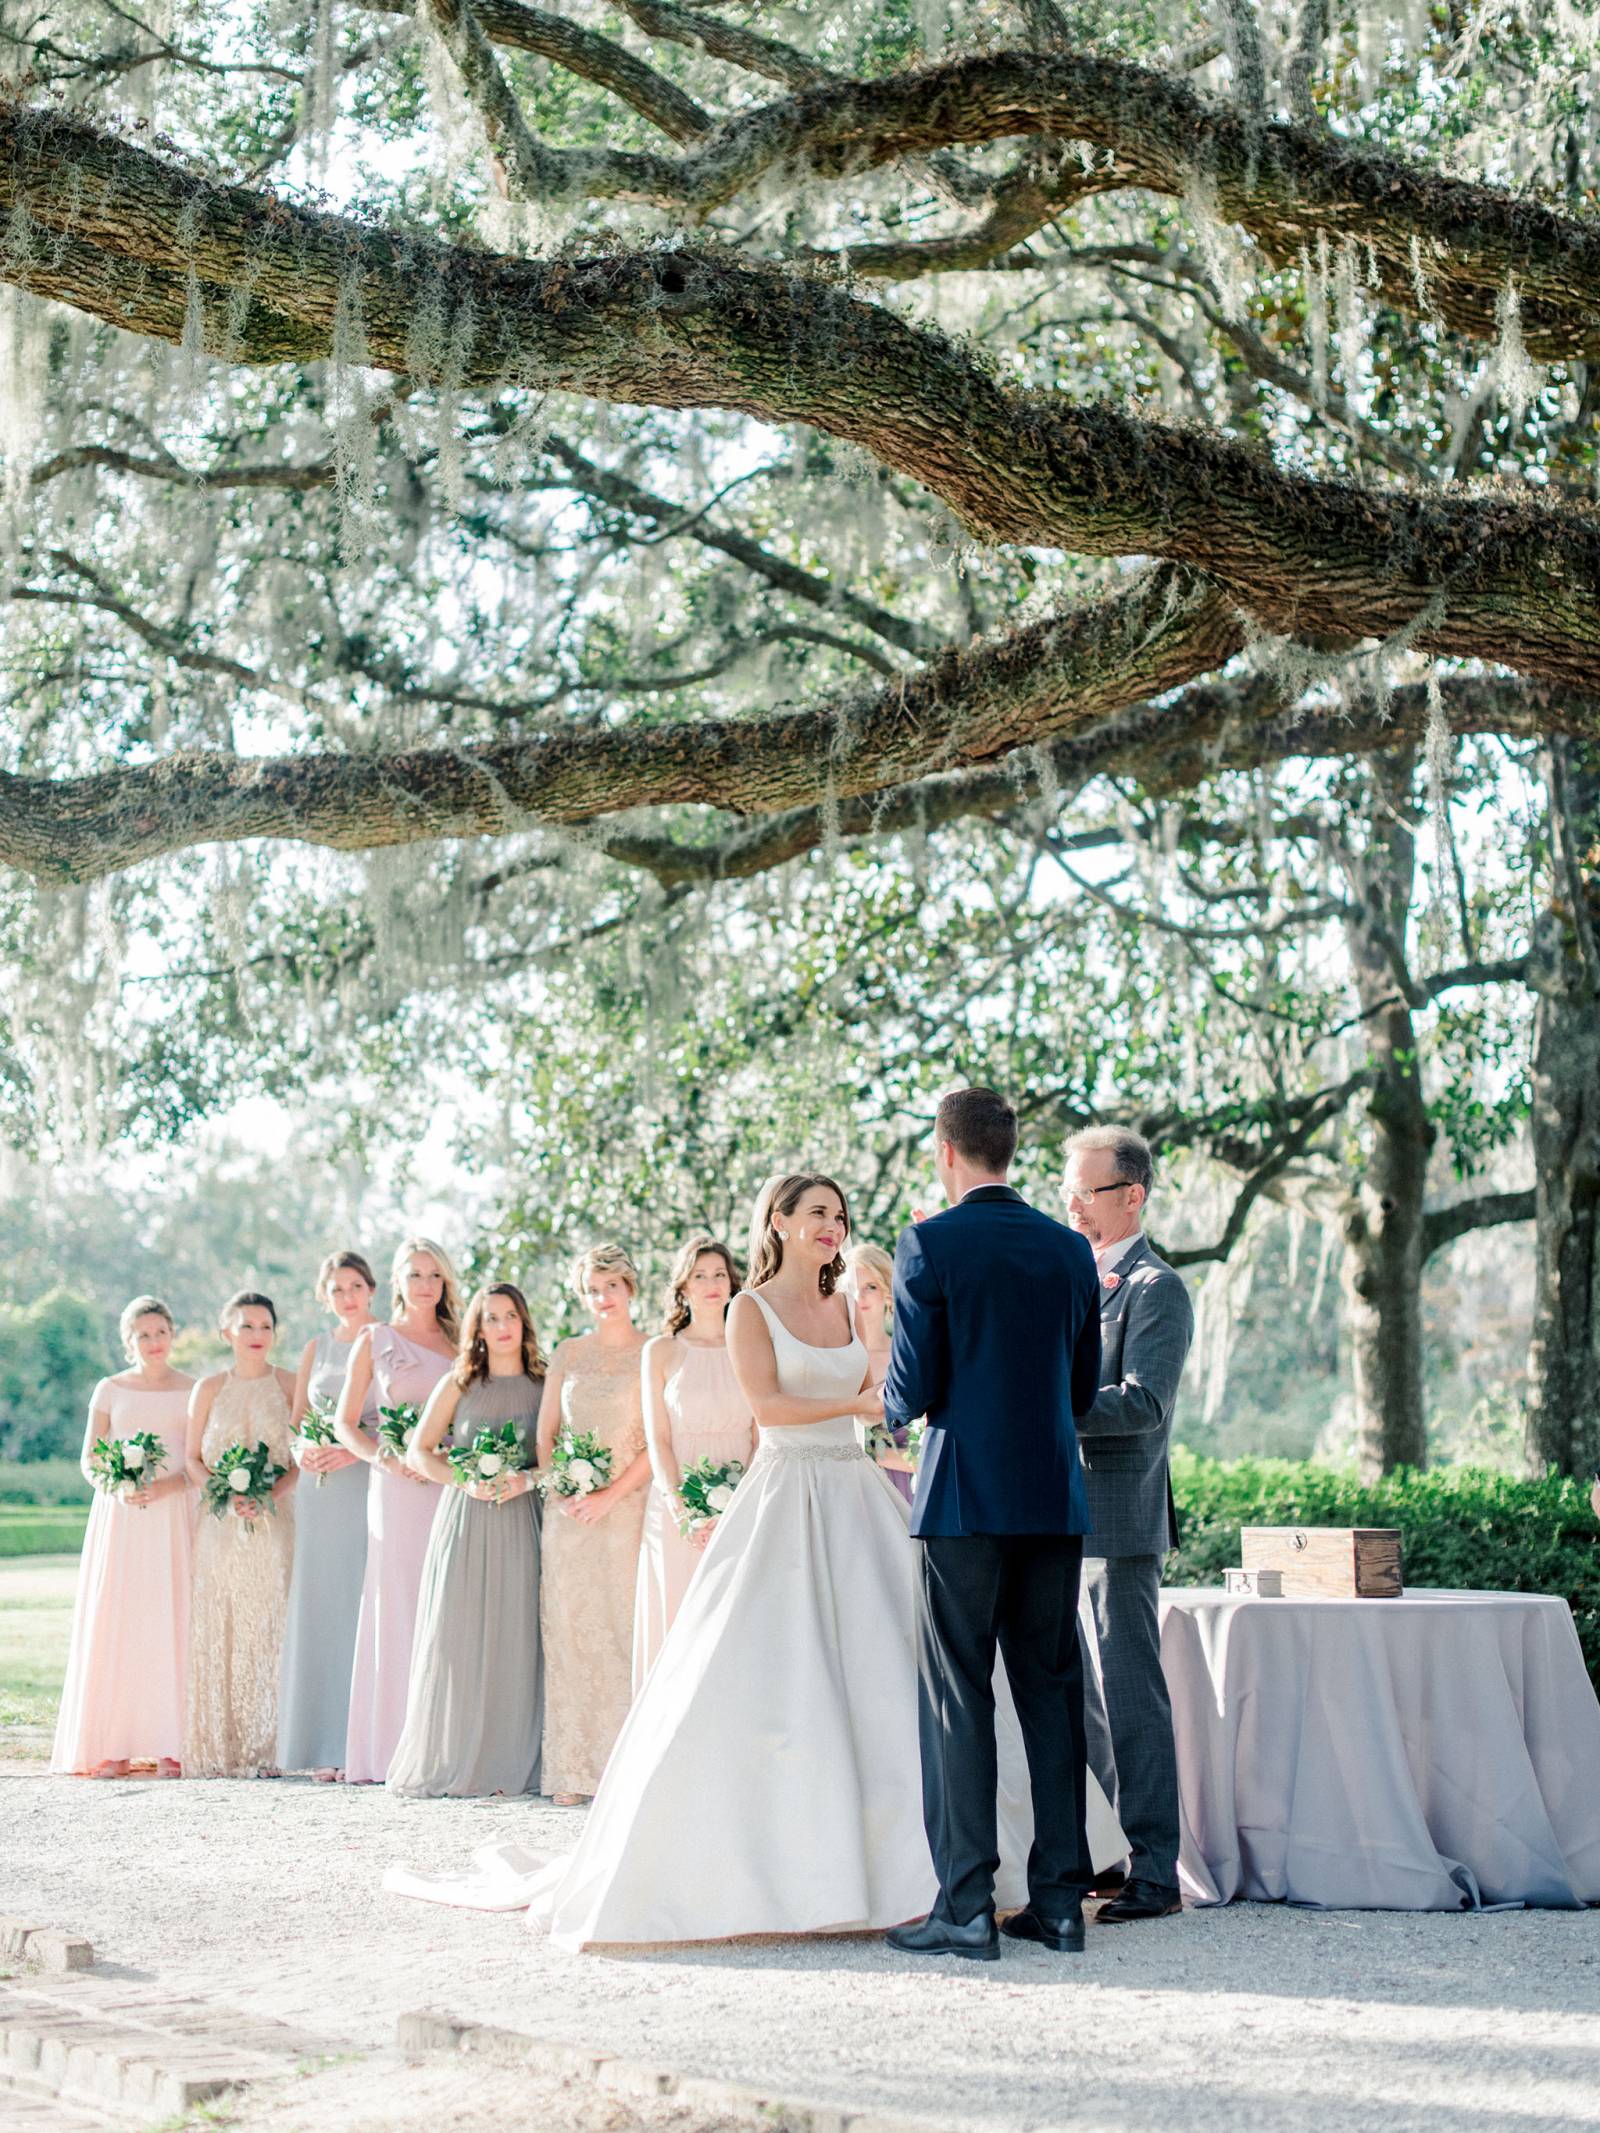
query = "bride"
xmin=386 ymin=1172 xmax=1124 ymax=1949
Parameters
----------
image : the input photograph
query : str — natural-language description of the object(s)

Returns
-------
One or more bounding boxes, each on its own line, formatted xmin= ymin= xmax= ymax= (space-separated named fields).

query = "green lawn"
xmin=0 ymin=1553 xmax=77 ymax=1759
xmin=0 ymin=1504 xmax=89 ymax=1557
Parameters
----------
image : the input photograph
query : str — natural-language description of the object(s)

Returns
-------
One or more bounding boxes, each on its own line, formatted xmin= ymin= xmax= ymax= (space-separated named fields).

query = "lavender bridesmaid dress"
xmin=343 ymin=1326 xmax=450 ymax=1783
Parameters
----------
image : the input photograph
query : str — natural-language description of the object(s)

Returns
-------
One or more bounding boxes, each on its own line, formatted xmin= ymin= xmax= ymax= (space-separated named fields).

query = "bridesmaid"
xmin=52 ymin=1297 xmax=195 ymax=1779
xmin=336 ymin=1235 xmax=459 ymax=1784
xmin=537 ymin=1242 xmax=651 ymax=1805
xmin=633 ymin=1235 xmax=755 ymax=1689
xmin=183 ymin=1292 xmax=298 ymax=1779
xmin=275 ymin=1251 xmax=378 ymax=1782
xmin=845 ymin=1242 xmax=914 ymax=1506
xmin=387 ymin=1283 xmax=545 ymax=1799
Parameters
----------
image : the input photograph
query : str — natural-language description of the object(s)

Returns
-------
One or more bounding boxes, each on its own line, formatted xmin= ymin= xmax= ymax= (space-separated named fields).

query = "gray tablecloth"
xmin=1160 ymin=1588 xmax=1600 ymax=1910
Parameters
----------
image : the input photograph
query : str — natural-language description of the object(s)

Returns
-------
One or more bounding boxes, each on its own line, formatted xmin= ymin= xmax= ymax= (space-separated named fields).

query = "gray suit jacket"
xmin=1078 ymin=1235 xmax=1195 ymax=1560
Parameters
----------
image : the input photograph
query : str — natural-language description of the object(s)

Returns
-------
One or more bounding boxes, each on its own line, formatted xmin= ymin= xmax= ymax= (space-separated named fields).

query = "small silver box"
xmin=1223 ymin=1566 xmax=1284 ymax=1598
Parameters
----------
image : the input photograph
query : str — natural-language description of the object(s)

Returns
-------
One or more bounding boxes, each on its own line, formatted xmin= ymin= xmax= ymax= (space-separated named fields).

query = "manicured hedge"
xmin=1169 ymin=1452 xmax=1600 ymax=1692
xmin=0 ymin=1504 xmax=90 ymax=1558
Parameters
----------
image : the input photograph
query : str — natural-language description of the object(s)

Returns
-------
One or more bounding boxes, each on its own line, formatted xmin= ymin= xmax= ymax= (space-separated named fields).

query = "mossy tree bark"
xmin=1526 ymin=744 xmax=1600 ymax=1479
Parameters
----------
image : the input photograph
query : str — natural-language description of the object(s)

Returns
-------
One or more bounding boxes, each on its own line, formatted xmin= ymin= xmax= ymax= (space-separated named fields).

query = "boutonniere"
xmin=1101 ymin=1271 xmax=1123 ymax=1294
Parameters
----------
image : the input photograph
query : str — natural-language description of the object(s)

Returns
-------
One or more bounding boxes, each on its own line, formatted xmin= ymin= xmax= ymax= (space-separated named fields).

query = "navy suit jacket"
xmin=882 ymin=1185 xmax=1101 ymax=1539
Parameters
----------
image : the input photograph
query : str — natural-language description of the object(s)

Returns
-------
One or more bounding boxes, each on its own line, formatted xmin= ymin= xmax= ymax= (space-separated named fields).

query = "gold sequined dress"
xmin=539 ymin=1339 xmax=648 ymax=1795
xmin=183 ymin=1371 xmax=295 ymax=1778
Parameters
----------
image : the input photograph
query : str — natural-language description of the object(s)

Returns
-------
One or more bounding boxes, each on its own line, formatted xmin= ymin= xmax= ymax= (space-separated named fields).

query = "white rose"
xmin=478 ymin=1453 xmax=504 ymax=1478
xmin=706 ymin=1484 xmax=734 ymax=1514
xmin=117 ymin=1480 xmax=137 ymax=1501
xmin=566 ymin=1458 xmax=597 ymax=1493
xmin=227 ymin=1468 xmax=252 ymax=1493
xmin=122 ymin=1442 xmax=146 ymax=1470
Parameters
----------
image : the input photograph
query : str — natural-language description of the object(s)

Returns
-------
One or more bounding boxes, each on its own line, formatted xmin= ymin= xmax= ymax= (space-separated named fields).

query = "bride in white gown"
xmin=386 ymin=1174 xmax=1124 ymax=1950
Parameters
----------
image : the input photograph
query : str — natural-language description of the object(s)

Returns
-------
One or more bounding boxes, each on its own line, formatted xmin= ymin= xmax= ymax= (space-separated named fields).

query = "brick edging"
xmin=0 ymin=1918 xmax=94 ymax=1973
xmin=396 ymin=2008 xmax=948 ymax=2133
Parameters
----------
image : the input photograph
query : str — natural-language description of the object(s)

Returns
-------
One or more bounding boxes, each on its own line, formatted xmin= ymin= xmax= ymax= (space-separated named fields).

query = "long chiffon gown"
xmin=539 ymin=1339 xmax=648 ymax=1797
xmin=51 ymin=1382 xmax=193 ymax=1775
xmin=386 ymin=1291 xmax=1125 ymax=1948
xmin=344 ymin=1325 xmax=451 ymax=1784
xmin=387 ymin=1372 xmax=545 ymax=1799
xmin=183 ymin=1372 xmax=295 ymax=1779
xmin=632 ymin=1340 xmax=754 ymax=1690
xmin=275 ymin=1329 xmax=373 ymax=1773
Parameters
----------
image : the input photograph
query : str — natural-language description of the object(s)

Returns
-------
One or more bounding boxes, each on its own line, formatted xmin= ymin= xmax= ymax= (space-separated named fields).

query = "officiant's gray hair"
xmin=1062 ymin=1125 xmax=1155 ymax=1197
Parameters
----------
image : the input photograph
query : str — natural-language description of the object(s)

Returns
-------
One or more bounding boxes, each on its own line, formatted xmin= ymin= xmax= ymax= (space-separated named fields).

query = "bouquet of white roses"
xmin=674 ymin=1455 xmax=744 ymax=1538
xmin=537 ymin=1428 xmax=612 ymax=1500
xmin=295 ymin=1396 xmax=340 ymax=1486
xmin=376 ymin=1403 xmax=422 ymax=1461
xmin=447 ymin=1420 xmax=529 ymax=1494
xmin=88 ymin=1431 xmax=167 ymax=1502
xmin=202 ymin=1440 xmax=286 ymax=1535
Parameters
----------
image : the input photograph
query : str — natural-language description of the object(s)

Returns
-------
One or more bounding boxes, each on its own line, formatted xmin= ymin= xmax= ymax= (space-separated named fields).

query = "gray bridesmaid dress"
xmin=386 ymin=1370 xmax=544 ymax=1799
xmin=275 ymin=1330 xmax=372 ymax=1773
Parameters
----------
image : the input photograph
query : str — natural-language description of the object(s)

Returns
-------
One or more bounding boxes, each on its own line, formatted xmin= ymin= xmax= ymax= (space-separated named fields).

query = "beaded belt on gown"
xmin=754 ymin=1435 xmax=867 ymax=1464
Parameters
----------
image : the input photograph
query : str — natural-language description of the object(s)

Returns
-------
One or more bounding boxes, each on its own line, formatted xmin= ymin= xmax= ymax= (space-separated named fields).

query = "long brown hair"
xmin=454 ymin=1283 xmax=545 ymax=1389
xmin=661 ymin=1235 xmax=742 ymax=1335
xmin=746 ymin=1173 xmax=851 ymax=1297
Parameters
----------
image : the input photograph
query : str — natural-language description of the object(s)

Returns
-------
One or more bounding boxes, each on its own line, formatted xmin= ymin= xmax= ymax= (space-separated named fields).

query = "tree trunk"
xmin=1338 ymin=753 xmax=1435 ymax=1479
xmin=1526 ymin=741 xmax=1600 ymax=1476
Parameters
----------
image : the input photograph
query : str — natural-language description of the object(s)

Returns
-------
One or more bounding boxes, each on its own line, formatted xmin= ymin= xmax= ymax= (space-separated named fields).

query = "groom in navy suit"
xmin=883 ymin=1088 xmax=1103 ymax=1961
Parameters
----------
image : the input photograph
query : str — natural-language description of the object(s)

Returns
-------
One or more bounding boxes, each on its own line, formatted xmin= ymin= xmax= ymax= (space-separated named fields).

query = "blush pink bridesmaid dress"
xmin=51 ymin=1381 xmax=193 ymax=1775
xmin=632 ymin=1340 xmax=755 ymax=1691
xmin=342 ymin=1325 xmax=451 ymax=1784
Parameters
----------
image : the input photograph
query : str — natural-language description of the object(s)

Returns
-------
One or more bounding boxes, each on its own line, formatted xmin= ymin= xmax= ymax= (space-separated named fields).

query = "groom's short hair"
xmin=936 ymin=1087 xmax=1018 ymax=1174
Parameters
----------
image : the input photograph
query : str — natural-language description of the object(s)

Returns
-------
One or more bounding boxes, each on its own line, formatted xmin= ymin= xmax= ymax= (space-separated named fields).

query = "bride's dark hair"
xmin=747 ymin=1173 xmax=851 ymax=1297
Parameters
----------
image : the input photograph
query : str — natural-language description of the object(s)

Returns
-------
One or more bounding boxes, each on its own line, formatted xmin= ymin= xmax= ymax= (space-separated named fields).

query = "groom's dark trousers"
xmin=917 ymin=1532 xmax=1091 ymax=1922
xmin=884 ymin=1185 xmax=1103 ymax=1927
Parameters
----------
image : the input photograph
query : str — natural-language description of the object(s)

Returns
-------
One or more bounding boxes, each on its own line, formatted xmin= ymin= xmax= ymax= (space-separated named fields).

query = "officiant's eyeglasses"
xmin=1063 ymin=1181 xmax=1134 ymax=1206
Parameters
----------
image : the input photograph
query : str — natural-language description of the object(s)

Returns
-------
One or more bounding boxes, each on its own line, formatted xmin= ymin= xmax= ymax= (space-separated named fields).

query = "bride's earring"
xmin=777 ymin=1230 xmax=789 ymax=1241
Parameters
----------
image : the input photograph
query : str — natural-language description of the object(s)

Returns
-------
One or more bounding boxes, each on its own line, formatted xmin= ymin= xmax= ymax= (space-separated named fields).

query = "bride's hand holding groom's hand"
xmin=855 ymin=1383 xmax=885 ymax=1423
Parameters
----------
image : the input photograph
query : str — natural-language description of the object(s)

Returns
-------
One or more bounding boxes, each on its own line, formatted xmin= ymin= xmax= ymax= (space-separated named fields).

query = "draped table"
xmin=1159 ymin=1588 xmax=1600 ymax=1911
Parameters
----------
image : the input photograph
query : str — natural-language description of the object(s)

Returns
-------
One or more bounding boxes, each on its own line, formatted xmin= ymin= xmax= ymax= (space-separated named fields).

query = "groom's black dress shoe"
xmin=1095 ymin=1878 xmax=1182 ymax=1923
xmin=999 ymin=1902 xmax=1086 ymax=1954
xmin=887 ymin=1912 xmax=1000 ymax=1962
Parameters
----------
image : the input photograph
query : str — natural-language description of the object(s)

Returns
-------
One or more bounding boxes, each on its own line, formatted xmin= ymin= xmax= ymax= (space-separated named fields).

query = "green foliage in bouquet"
xmin=376 ymin=1404 xmax=421 ymax=1460
xmin=447 ymin=1421 xmax=529 ymax=1491
xmin=538 ymin=1428 xmax=612 ymax=1499
xmin=202 ymin=1440 xmax=286 ymax=1525
xmin=675 ymin=1456 xmax=745 ymax=1537
xmin=295 ymin=1397 xmax=339 ymax=1486
xmin=86 ymin=1431 xmax=167 ymax=1498
xmin=1168 ymin=1454 xmax=1600 ymax=1691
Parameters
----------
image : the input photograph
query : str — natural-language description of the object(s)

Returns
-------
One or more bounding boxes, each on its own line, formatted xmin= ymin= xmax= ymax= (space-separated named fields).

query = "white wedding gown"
xmin=385 ymin=1291 xmax=1125 ymax=1949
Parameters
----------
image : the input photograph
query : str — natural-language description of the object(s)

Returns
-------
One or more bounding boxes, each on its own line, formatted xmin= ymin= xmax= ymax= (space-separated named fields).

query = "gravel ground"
xmin=5 ymin=1768 xmax=1599 ymax=2133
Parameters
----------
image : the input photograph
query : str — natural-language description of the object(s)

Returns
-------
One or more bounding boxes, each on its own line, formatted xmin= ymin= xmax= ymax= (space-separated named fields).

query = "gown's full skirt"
xmin=387 ymin=1430 xmax=1125 ymax=1949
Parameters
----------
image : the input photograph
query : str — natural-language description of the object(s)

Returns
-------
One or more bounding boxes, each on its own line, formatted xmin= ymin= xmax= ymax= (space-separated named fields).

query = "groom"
xmin=882 ymin=1088 xmax=1103 ymax=1961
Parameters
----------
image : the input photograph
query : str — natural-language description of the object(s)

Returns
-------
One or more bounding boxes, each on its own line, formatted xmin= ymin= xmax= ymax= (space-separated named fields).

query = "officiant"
xmin=1062 ymin=1127 xmax=1194 ymax=1925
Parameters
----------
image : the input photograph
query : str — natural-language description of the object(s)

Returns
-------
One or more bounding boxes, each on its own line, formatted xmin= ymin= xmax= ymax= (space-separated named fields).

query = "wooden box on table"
xmin=1240 ymin=1526 xmax=1404 ymax=1598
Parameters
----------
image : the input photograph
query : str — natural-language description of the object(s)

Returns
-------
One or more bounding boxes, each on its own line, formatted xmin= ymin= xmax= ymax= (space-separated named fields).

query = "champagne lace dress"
xmin=51 ymin=1381 xmax=193 ymax=1774
xmin=632 ymin=1340 xmax=755 ymax=1690
xmin=539 ymin=1339 xmax=648 ymax=1796
xmin=183 ymin=1371 xmax=295 ymax=1779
